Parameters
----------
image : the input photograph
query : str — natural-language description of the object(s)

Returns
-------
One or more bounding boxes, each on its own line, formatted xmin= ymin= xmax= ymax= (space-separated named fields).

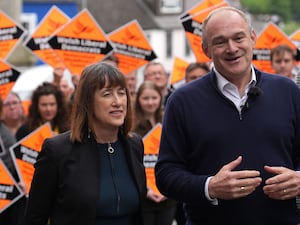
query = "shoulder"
xmin=125 ymin=133 xmax=144 ymax=155
xmin=41 ymin=131 xmax=72 ymax=158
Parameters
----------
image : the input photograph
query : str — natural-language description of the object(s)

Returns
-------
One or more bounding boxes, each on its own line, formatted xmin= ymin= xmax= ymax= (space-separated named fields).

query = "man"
xmin=185 ymin=62 xmax=210 ymax=83
xmin=125 ymin=70 xmax=137 ymax=104
xmin=143 ymin=61 xmax=170 ymax=104
xmin=155 ymin=6 xmax=300 ymax=225
xmin=270 ymin=44 xmax=297 ymax=80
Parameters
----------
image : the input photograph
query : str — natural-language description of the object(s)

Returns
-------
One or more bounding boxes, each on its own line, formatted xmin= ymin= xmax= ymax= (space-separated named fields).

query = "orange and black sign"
xmin=0 ymin=60 xmax=20 ymax=100
xmin=0 ymin=159 xmax=23 ymax=213
xmin=10 ymin=123 xmax=53 ymax=194
xmin=253 ymin=22 xmax=297 ymax=74
xmin=48 ymin=9 xmax=113 ymax=76
xmin=181 ymin=2 xmax=228 ymax=62
xmin=0 ymin=10 xmax=25 ymax=60
xmin=180 ymin=0 xmax=225 ymax=20
xmin=24 ymin=6 xmax=69 ymax=68
xmin=143 ymin=124 xmax=162 ymax=196
xmin=108 ymin=20 xmax=156 ymax=75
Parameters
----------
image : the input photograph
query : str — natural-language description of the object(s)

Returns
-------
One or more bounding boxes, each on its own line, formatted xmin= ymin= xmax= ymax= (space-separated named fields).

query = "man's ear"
xmin=202 ymin=43 xmax=211 ymax=59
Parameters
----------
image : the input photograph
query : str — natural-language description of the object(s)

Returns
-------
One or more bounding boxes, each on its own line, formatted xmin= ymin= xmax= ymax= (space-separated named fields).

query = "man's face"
xmin=271 ymin=52 xmax=296 ymax=79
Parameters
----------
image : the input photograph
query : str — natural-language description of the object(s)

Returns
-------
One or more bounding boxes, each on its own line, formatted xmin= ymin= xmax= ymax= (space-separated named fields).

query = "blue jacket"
xmin=155 ymin=69 xmax=300 ymax=225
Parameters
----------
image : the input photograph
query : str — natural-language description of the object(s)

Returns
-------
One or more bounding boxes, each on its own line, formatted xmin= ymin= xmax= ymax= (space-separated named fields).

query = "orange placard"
xmin=253 ymin=22 xmax=297 ymax=74
xmin=0 ymin=159 xmax=24 ymax=213
xmin=24 ymin=6 xmax=69 ymax=68
xmin=289 ymin=28 xmax=300 ymax=65
xmin=181 ymin=2 xmax=228 ymax=62
xmin=143 ymin=123 xmax=162 ymax=195
xmin=0 ymin=10 xmax=26 ymax=60
xmin=108 ymin=20 xmax=157 ymax=75
xmin=0 ymin=60 xmax=21 ymax=100
xmin=10 ymin=123 xmax=53 ymax=194
xmin=48 ymin=9 xmax=113 ymax=76
xmin=169 ymin=57 xmax=189 ymax=85
xmin=180 ymin=0 xmax=225 ymax=20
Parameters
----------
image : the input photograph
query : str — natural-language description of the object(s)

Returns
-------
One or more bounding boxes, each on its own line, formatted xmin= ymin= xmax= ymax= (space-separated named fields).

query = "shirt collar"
xmin=214 ymin=66 xmax=257 ymax=93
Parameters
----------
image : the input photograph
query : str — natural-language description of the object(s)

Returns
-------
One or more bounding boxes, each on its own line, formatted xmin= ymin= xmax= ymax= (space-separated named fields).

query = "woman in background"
xmin=16 ymin=82 xmax=69 ymax=140
xmin=133 ymin=80 xmax=176 ymax=225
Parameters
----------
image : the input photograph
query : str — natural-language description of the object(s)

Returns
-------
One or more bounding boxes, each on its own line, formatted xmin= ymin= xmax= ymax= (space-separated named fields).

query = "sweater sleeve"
xmin=155 ymin=94 xmax=210 ymax=205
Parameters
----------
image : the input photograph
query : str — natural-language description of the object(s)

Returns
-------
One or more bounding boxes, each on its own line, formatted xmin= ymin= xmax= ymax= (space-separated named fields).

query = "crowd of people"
xmin=1 ymin=5 xmax=300 ymax=225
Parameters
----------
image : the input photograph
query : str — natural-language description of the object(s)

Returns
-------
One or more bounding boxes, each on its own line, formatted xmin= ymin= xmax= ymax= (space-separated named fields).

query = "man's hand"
xmin=263 ymin=165 xmax=300 ymax=200
xmin=209 ymin=156 xmax=262 ymax=200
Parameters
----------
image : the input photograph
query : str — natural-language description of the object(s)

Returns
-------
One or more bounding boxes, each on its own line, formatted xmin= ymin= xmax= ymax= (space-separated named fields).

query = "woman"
xmin=24 ymin=62 xmax=146 ymax=225
xmin=16 ymin=82 xmax=69 ymax=140
xmin=133 ymin=80 xmax=176 ymax=225
xmin=2 ymin=92 xmax=25 ymax=136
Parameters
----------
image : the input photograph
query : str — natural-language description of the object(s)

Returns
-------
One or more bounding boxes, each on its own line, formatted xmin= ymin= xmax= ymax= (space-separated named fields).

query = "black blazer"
xmin=25 ymin=131 xmax=146 ymax=225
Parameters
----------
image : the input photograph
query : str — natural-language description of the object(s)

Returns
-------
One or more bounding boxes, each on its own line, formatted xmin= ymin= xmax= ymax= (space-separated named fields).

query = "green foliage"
xmin=240 ymin=0 xmax=299 ymax=22
xmin=240 ymin=0 xmax=270 ymax=14
xmin=283 ymin=21 xmax=300 ymax=36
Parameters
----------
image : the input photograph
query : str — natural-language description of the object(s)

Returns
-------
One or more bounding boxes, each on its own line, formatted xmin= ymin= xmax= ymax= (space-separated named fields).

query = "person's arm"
xmin=155 ymin=98 xmax=209 ymax=204
xmin=24 ymin=138 xmax=58 ymax=225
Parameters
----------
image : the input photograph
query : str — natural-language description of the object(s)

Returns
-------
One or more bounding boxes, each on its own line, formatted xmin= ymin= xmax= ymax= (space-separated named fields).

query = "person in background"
xmin=270 ymin=44 xmax=298 ymax=81
xmin=0 ymin=95 xmax=23 ymax=225
xmin=103 ymin=53 xmax=119 ymax=68
xmin=125 ymin=70 xmax=138 ymax=104
xmin=143 ymin=62 xmax=170 ymax=105
xmin=2 ymin=92 xmax=26 ymax=136
xmin=185 ymin=62 xmax=210 ymax=83
xmin=155 ymin=6 xmax=300 ymax=225
xmin=52 ymin=67 xmax=74 ymax=110
xmin=24 ymin=62 xmax=146 ymax=225
xmin=16 ymin=82 xmax=69 ymax=140
xmin=133 ymin=80 xmax=176 ymax=225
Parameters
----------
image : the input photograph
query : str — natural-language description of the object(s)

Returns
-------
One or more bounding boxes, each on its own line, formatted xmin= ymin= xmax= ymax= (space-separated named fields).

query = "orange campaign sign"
xmin=289 ymin=29 xmax=300 ymax=64
xmin=108 ymin=20 xmax=157 ymax=75
xmin=0 ymin=10 xmax=26 ymax=60
xmin=169 ymin=57 xmax=189 ymax=86
xmin=48 ymin=9 xmax=113 ymax=76
xmin=0 ymin=60 xmax=21 ymax=100
xmin=143 ymin=123 xmax=162 ymax=196
xmin=0 ymin=159 xmax=24 ymax=213
xmin=181 ymin=2 xmax=228 ymax=62
xmin=24 ymin=6 xmax=69 ymax=69
xmin=253 ymin=22 xmax=297 ymax=74
xmin=180 ymin=0 xmax=225 ymax=20
xmin=10 ymin=123 xmax=53 ymax=194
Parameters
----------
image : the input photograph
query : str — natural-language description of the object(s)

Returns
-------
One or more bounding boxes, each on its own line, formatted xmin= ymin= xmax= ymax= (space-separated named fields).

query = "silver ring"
xmin=283 ymin=189 xmax=287 ymax=193
xmin=240 ymin=186 xmax=245 ymax=191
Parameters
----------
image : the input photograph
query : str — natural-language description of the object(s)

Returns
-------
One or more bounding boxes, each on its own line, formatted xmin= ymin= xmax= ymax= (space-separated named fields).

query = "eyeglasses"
xmin=3 ymin=101 xmax=21 ymax=107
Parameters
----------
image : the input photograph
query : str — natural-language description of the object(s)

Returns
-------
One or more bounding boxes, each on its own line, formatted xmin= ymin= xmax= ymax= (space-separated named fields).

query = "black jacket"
xmin=25 ymin=131 xmax=146 ymax=225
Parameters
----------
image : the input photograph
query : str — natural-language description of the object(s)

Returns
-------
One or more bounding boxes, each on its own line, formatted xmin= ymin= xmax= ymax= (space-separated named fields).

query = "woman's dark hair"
xmin=70 ymin=62 xmax=133 ymax=142
xmin=27 ymin=82 xmax=69 ymax=132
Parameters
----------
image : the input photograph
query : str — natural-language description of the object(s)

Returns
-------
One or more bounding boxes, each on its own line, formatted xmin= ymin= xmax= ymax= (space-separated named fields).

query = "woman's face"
xmin=38 ymin=94 xmax=58 ymax=122
xmin=138 ymin=88 xmax=161 ymax=115
xmin=93 ymin=85 xmax=127 ymax=130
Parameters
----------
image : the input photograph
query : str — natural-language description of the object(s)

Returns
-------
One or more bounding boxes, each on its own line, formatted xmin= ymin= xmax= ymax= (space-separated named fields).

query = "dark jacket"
xmin=25 ymin=131 xmax=146 ymax=225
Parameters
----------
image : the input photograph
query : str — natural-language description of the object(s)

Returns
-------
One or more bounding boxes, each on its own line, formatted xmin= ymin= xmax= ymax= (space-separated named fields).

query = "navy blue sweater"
xmin=155 ymin=69 xmax=300 ymax=225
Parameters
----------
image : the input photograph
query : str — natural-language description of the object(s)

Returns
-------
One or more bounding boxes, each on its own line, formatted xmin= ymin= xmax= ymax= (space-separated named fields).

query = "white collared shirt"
xmin=214 ymin=67 xmax=257 ymax=112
